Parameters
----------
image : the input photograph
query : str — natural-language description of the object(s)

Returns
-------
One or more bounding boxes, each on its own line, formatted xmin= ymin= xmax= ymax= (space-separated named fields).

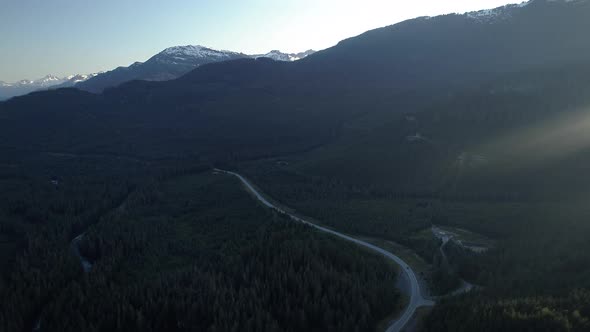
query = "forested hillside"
xmin=0 ymin=157 xmax=402 ymax=332
xmin=424 ymin=290 xmax=590 ymax=332
xmin=230 ymin=62 xmax=590 ymax=330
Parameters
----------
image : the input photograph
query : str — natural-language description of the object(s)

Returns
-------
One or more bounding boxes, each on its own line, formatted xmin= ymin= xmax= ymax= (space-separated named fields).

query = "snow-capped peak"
xmin=1 ymin=73 xmax=100 ymax=89
xmin=64 ymin=73 xmax=101 ymax=84
xmin=162 ymin=45 xmax=208 ymax=56
xmin=252 ymin=50 xmax=315 ymax=62
xmin=154 ymin=45 xmax=244 ymax=63
xmin=36 ymin=75 xmax=66 ymax=86
xmin=149 ymin=45 xmax=314 ymax=65
xmin=256 ymin=50 xmax=299 ymax=62
xmin=40 ymin=74 xmax=61 ymax=81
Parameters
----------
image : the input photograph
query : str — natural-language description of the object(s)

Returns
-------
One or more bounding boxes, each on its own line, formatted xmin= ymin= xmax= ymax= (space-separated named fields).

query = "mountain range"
xmin=76 ymin=46 xmax=316 ymax=93
xmin=2 ymin=0 xmax=588 ymax=151
xmin=0 ymin=74 xmax=100 ymax=100
xmin=0 ymin=47 xmax=315 ymax=100
xmin=2 ymin=0 xmax=588 ymax=164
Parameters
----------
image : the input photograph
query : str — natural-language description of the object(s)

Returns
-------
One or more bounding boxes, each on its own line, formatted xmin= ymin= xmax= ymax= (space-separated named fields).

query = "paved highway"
xmin=216 ymin=169 xmax=435 ymax=332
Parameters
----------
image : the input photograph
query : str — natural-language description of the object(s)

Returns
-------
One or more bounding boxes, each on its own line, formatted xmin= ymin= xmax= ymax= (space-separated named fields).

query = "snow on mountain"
xmin=294 ymin=50 xmax=317 ymax=59
xmin=3 ymin=75 xmax=68 ymax=88
xmin=0 ymin=73 xmax=100 ymax=100
xmin=254 ymin=50 xmax=299 ymax=62
xmin=48 ymin=73 xmax=102 ymax=90
xmin=464 ymin=0 xmax=587 ymax=23
xmin=156 ymin=45 xmax=315 ymax=63
xmin=13 ymin=73 xmax=99 ymax=88
xmin=35 ymin=75 xmax=67 ymax=87
xmin=151 ymin=45 xmax=246 ymax=65
xmin=252 ymin=50 xmax=316 ymax=62
xmin=16 ymin=80 xmax=34 ymax=86
xmin=76 ymin=45 xmax=249 ymax=93
xmin=65 ymin=73 xmax=101 ymax=84
xmin=464 ymin=1 xmax=530 ymax=22
xmin=3 ymin=45 xmax=315 ymax=96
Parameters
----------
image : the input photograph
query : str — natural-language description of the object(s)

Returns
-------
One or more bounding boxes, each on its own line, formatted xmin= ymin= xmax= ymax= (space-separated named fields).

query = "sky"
xmin=0 ymin=0 xmax=522 ymax=82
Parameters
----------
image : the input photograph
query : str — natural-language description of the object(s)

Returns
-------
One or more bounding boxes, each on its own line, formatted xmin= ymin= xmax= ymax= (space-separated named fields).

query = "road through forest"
xmin=216 ymin=169 xmax=435 ymax=332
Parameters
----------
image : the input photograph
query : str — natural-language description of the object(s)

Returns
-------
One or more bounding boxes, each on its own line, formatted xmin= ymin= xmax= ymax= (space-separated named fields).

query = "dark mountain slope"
xmin=300 ymin=0 xmax=590 ymax=91
xmin=0 ymin=59 xmax=344 ymax=159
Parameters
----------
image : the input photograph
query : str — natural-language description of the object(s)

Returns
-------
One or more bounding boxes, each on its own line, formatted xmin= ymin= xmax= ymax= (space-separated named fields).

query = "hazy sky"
xmin=0 ymin=0 xmax=521 ymax=82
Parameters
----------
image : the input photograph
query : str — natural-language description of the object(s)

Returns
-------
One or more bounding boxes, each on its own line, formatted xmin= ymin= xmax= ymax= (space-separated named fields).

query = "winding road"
xmin=71 ymin=233 xmax=93 ymax=273
xmin=216 ymin=169 xmax=435 ymax=332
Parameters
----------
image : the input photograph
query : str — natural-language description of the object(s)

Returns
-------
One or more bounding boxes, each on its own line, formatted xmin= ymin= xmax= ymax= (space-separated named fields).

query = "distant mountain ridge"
xmin=1 ymin=46 xmax=315 ymax=99
xmin=0 ymin=73 xmax=99 ymax=100
xmin=2 ymin=75 xmax=65 ymax=89
xmin=77 ymin=45 xmax=315 ymax=93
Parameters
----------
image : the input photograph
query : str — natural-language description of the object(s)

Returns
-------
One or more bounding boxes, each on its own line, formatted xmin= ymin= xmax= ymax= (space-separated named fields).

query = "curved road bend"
xmin=215 ymin=169 xmax=435 ymax=332
xmin=71 ymin=233 xmax=93 ymax=273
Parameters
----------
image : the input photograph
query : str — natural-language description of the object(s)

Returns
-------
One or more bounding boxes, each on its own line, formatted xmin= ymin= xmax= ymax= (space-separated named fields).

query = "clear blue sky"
xmin=0 ymin=0 xmax=520 ymax=82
